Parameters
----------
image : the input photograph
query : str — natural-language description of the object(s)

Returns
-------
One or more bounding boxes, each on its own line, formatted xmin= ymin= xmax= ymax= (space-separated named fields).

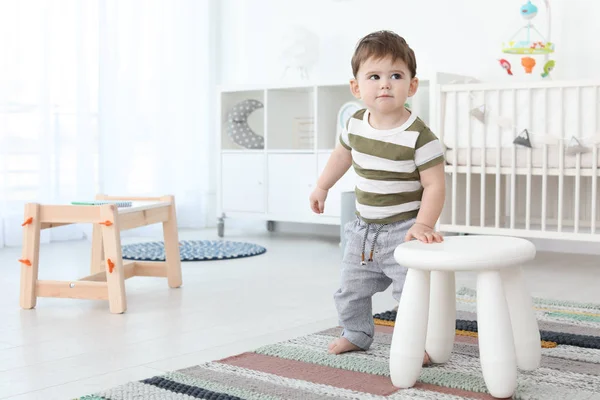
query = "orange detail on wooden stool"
xmin=18 ymin=259 xmax=32 ymax=266
xmin=21 ymin=217 xmax=33 ymax=226
xmin=107 ymin=259 xmax=115 ymax=273
xmin=99 ymin=220 xmax=113 ymax=226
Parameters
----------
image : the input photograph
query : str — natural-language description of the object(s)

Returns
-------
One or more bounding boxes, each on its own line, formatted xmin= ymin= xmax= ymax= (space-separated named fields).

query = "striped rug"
xmin=77 ymin=288 xmax=600 ymax=399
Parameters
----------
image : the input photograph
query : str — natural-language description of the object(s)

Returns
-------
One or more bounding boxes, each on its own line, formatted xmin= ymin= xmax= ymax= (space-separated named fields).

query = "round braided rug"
xmin=121 ymin=240 xmax=266 ymax=262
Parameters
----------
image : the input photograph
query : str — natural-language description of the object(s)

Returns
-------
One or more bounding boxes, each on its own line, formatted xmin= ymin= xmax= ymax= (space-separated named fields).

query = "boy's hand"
xmin=404 ymin=222 xmax=443 ymax=244
xmin=309 ymin=187 xmax=328 ymax=214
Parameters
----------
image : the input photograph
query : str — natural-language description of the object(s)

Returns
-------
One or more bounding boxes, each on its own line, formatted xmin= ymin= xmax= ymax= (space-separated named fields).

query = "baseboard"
xmin=221 ymin=218 xmax=341 ymax=238
xmin=273 ymin=221 xmax=340 ymax=237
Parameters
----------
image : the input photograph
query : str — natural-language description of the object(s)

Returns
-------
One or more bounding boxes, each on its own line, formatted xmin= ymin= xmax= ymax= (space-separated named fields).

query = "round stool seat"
xmin=394 ymin=235 xmax=536 ymax=271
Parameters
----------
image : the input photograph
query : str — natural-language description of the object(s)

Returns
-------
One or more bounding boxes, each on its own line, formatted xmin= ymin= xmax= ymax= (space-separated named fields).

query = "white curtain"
xmin=0 ymin=0 xmax=214 ymax=248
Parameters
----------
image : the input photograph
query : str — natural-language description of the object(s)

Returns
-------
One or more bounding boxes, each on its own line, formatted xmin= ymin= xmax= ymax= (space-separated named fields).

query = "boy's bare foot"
xmin=328 ymin=337 xmax=362 ymax=354
xmin=328 ymin=338 xmax=431 ymax=366
xmin=423 ymin=351 xmax=431 ymax=366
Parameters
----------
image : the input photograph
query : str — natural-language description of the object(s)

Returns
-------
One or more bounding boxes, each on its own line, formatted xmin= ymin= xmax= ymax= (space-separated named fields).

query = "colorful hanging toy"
xmin=540 ymin=59 xmax=555 ymax=78
xmin=500 ymin=0 xmax=556 ymax=78
xmin=498 ymin=59 xmax=513 ymax=75
xmin=521 ymin=57 xmax=536 ymax=73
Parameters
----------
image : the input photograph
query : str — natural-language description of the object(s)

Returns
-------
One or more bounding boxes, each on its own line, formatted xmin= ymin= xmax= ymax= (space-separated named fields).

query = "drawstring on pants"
xmin=360 ymin=223 xmax=386 ymax=265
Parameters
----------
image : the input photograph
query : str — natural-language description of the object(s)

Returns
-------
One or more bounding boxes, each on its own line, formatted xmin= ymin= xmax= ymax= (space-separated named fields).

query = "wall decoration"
xmin=280 ymin=26 xmax=319 ymax=81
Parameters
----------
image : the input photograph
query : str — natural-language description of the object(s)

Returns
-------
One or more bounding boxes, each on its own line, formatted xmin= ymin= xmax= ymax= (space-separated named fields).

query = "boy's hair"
xmin=351 ymin=31 xmax=417 ymax=78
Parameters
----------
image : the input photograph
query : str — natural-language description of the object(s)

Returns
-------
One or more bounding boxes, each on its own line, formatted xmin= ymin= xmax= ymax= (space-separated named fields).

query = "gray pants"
xmin=334 ymin=216 xmax=416 ymax=350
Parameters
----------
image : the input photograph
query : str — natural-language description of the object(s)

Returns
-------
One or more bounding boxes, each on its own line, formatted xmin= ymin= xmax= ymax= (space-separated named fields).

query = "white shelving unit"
xmin=216 ymin=74 xmax=470 ymax=235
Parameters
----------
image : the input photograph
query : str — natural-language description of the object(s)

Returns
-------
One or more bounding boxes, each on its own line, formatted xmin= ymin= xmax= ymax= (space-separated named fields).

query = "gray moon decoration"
xmin=227 ymin=99 xmax=264 ymax=149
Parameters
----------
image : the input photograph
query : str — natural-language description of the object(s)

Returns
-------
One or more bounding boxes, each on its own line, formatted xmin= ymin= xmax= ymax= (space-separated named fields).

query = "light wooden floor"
xmin=0 ymin=228 xmax=599 ymax=399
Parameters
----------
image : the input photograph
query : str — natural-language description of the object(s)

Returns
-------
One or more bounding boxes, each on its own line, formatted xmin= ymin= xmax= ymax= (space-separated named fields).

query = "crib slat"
xmin=510 ymin=89 xmax=516 ymax=230
xmin=574 ymin=87 xmax=581 ymax=233
xmin=452 ymin=92 xmax=458 ymax=226
xmin=480 ymin=90 xmax=486 ymax=227
xmin=438 ymin=90 xmax=448 ymax=232
xmin=495 ymin=90 xmax=501 ymax=228
xmin=592 ymin=86 xmax=598 ymax=234
xmin=466 ymin=90 xmax=472 ymax=226
xmin=557 ymin=88 xmax=564 ymax=232
xmin=592 ymin=146 xmax=598 ymax=234
xmin=526 ymin=89 xmax=532 ymax=230
xmin=541 ymin=88 xmax=548 ymax=231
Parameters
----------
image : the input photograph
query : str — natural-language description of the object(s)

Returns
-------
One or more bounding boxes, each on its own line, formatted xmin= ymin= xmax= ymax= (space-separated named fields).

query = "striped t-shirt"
xmin=340 ymin=109 xmax=445 ymax=224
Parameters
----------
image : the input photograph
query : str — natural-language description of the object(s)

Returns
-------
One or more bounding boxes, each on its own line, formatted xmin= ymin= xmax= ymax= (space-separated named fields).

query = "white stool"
xmin=389 ymin=235 xmax=540 ymax=399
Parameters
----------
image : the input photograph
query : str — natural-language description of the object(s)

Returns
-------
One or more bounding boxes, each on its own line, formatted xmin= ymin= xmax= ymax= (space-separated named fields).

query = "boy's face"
xmin=350 ymin=56 xmax=418 ymax=115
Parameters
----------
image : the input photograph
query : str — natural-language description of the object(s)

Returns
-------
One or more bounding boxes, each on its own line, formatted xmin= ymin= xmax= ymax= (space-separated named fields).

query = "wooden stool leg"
xmin=90 ymin=223 xmax=104 ymax=275
xmin=161 ymin=195 xmax=182 ymax=288
xmin=90 ymin=194 xmax=106 ymax=274
xmin=19 ymin=203 xmax=41 ymax=309
xmin=100 ymin=205 xmax=127 ymax=314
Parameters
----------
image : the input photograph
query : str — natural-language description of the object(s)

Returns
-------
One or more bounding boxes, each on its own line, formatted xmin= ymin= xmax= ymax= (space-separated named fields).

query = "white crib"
xmin=437 ymin=80 xmax=600 ymax=242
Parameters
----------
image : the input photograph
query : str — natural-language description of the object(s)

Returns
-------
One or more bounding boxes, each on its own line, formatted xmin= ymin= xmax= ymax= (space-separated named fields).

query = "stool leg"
xmin=90 ymin=194 xmax=106 ymax=275
xmin=476 ymin=270 xmax=517 ymax=398
xmin=20 ymin=203 xmax=41 ymax=309
xmin=161 ymin=195 xmax=182 ymax=288
xmin=100 ymin=205 xmax=127 ymax=314
xmin=90 ymin=222 xmax=104 ymax=275
xmin=390 ymin=268 xmax=430 ymax=388
xmin=426 ymin=271 xmax=456 ymax=364
xmin=502 ymin=266 xmax=541 ymax=371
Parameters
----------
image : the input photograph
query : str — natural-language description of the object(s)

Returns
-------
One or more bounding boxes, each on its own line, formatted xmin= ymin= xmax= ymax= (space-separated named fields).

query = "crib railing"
xmin=437 ymin=80 xmax=600 ymax=241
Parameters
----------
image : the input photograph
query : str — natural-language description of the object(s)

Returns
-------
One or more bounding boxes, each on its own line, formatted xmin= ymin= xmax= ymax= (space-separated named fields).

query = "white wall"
xmin=217 ymin=0 xmax=599 ymax=86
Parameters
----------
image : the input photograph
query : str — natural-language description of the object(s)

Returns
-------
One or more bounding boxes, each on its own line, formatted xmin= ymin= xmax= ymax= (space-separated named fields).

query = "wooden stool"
xmin=389 ymin=235 xmax=540 ymax=399
xmin=19 ymin=195 xmax=183 ymax=314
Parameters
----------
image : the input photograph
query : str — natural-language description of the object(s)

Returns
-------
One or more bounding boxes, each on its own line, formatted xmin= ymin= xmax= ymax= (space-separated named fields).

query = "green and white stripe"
xmin=340 ymin=109 xmax=444 ymax=224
